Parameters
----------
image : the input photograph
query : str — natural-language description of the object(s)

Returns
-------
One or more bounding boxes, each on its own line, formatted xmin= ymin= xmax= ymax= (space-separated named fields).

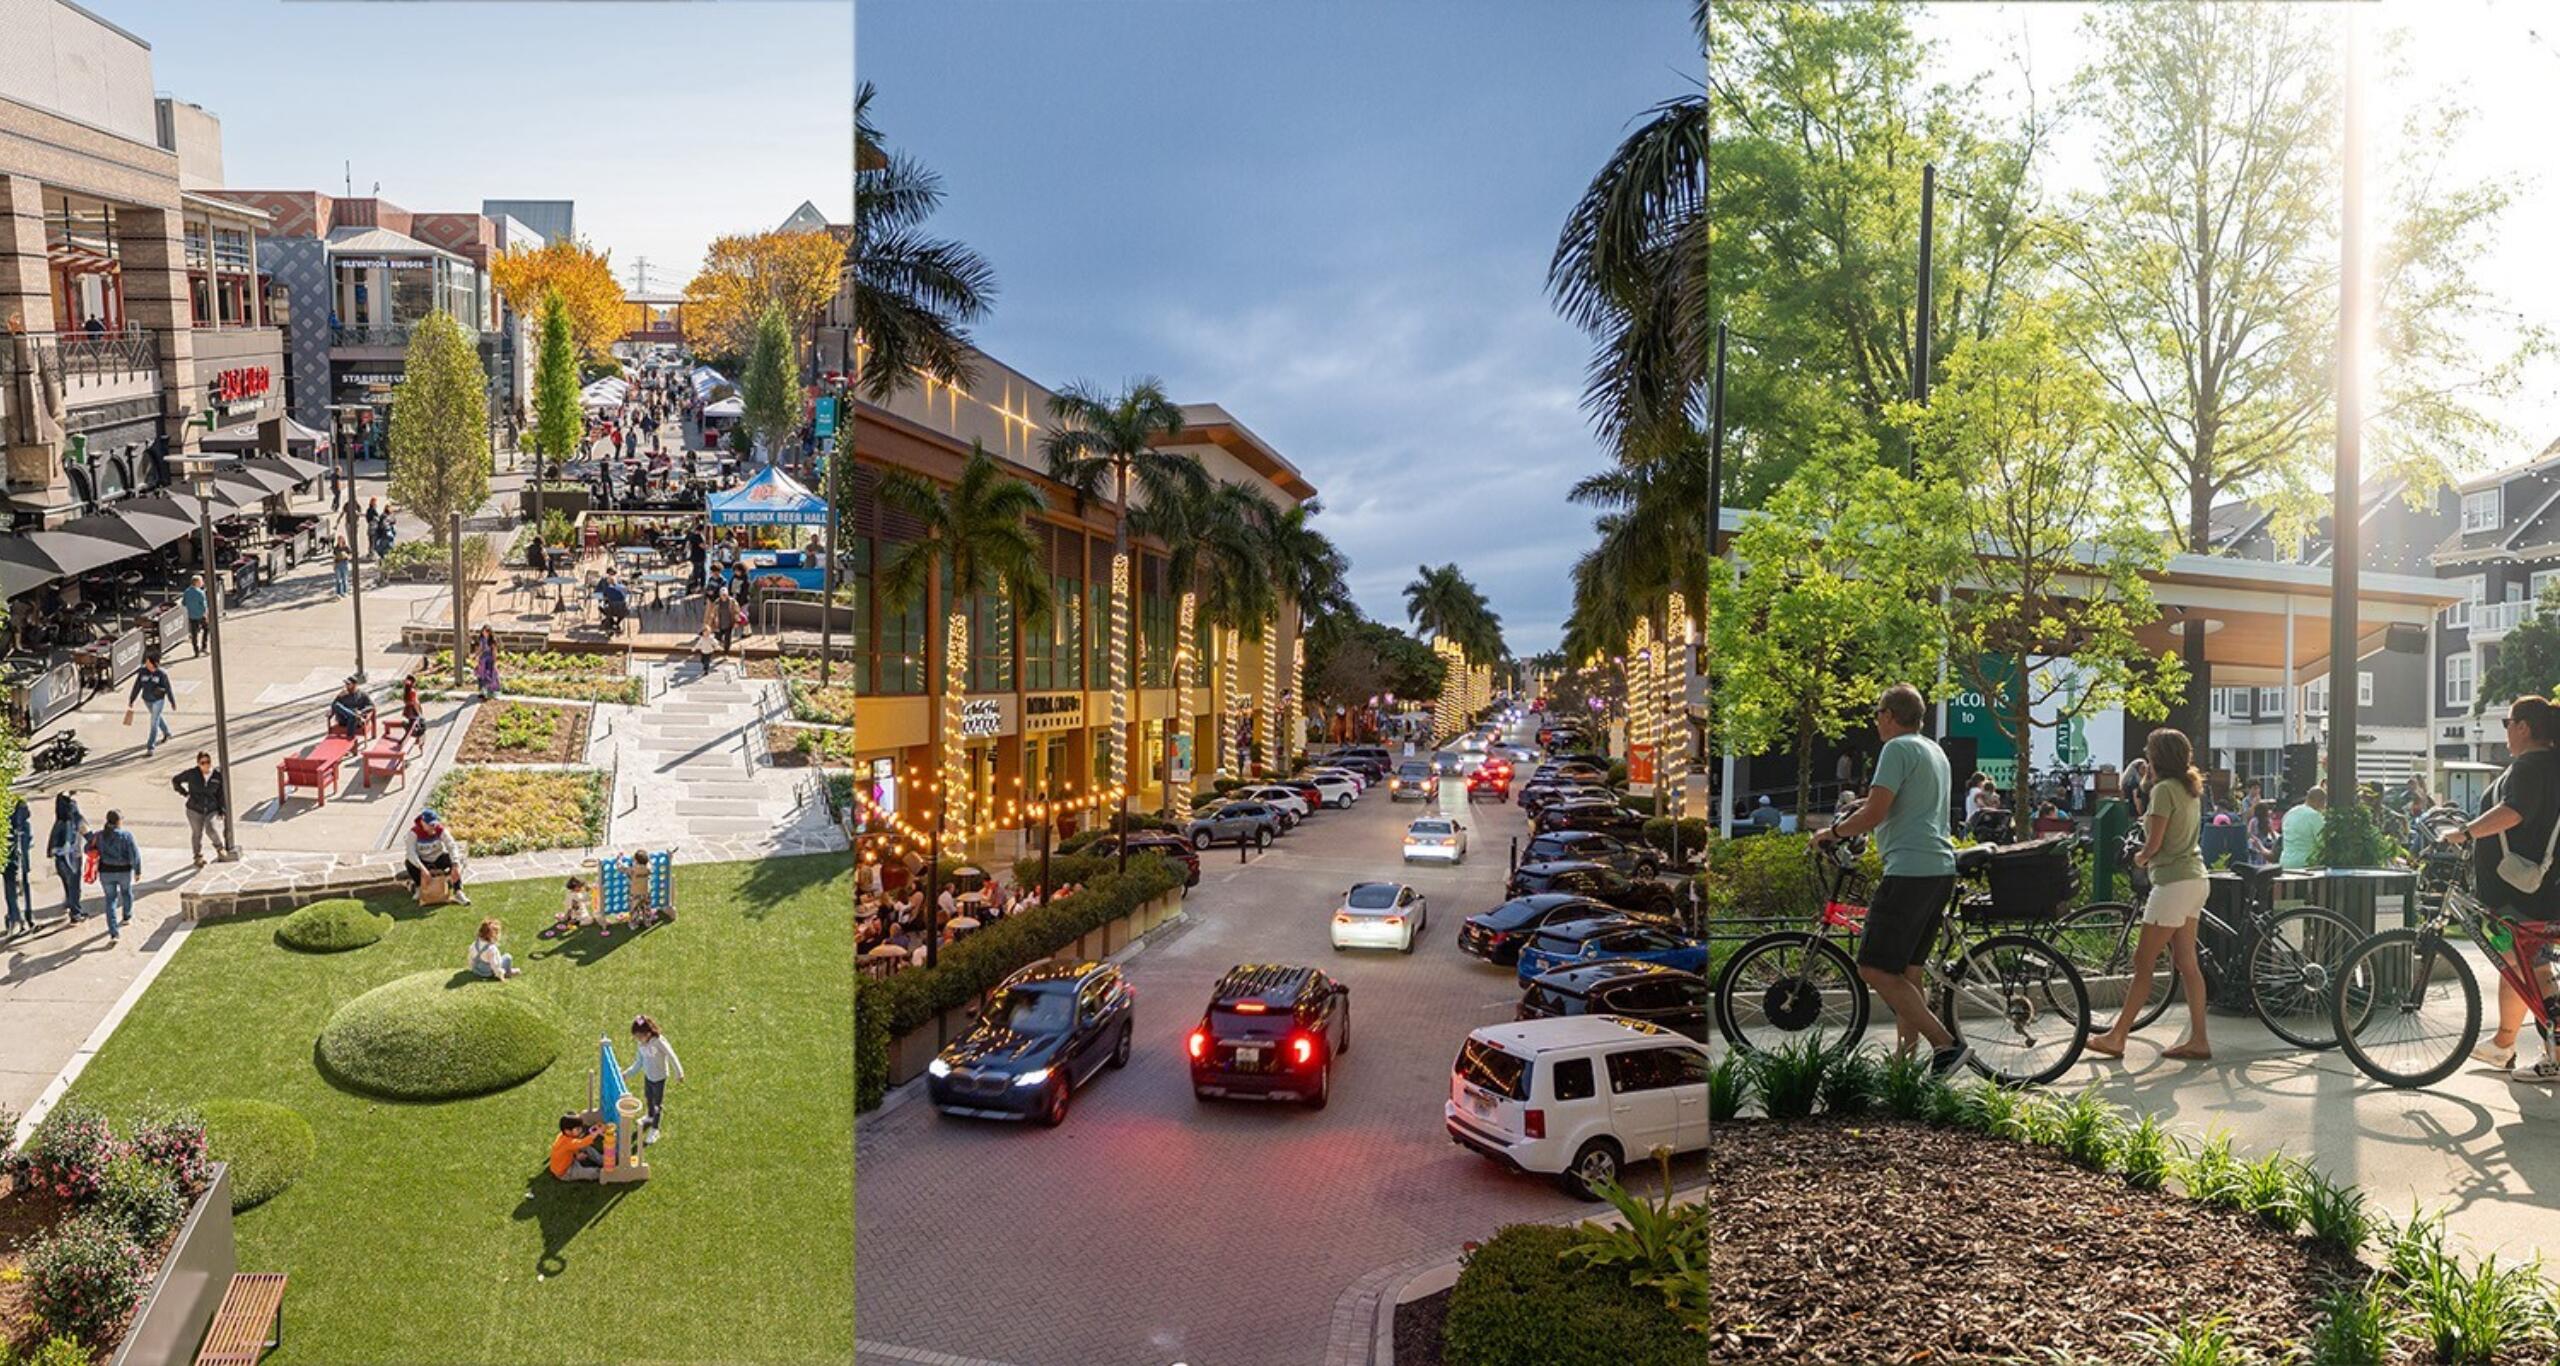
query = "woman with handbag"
xmin=2443 ymin=695 xmax=2560 ymax=1080
xmin=44 ymin=793 xmax=84 ymax=923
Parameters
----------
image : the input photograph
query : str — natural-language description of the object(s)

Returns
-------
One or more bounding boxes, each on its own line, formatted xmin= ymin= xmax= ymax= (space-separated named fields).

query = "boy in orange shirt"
xmin=549 ymin=1113 xmax=604 ymax=1181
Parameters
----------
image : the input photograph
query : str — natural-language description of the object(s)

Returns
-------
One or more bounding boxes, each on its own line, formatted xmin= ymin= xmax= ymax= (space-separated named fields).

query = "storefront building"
xmin=0 ymin=2 xmax=290 ymax=528
xmin=850 ymin=342 xmax=1318 ymax=856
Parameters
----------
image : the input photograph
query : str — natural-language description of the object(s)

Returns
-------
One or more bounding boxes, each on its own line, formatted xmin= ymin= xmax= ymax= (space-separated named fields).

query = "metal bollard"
xmin=1510 ymin=836 xmax=1519 ymax=871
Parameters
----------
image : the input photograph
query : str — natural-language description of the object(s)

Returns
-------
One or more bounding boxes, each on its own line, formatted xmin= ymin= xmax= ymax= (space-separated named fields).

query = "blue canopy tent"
xmin=706 ymin=465 xmax=828 ymax=526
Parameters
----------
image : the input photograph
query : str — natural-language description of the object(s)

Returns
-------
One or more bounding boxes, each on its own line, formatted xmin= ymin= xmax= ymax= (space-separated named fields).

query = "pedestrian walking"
xmin=125 ymin=652 xmax=175 ymax=756
xmin=92 ymin=809 xmax=137 ymax=943
xmin=170 ymin=750 xmax=233 ymax=868
xmin=181 ymin=573 xmax=209 ymax=655
xmin=621 ymin=1015 xmax=685 ymax=1142
xmin=2442 ymin=696 xmax=2560 ymax=1080
xmin=45 ymin=794 xmax=83 ymax=922
xmin=2087 ymin=727 xmax=2214 ymax=1062
xmin=1814 ymin=683 xmax=1969 ymax=1076
xmin=4 ymin=797 xmax=34 ymax=936
xmin=332 ymin=532 xmax=352 ymax=597
xmin=472 ymin=624 xmax=502 ymax=700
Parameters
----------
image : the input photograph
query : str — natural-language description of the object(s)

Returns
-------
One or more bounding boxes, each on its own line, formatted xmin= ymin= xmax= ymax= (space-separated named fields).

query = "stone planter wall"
xmin=181 ymin=848 xmax=470 ymax=921
xmin=883 ymin=888 xmax=1185 ymax=1088
xmin=109 ymin=1164 xmax=236 ymax=1366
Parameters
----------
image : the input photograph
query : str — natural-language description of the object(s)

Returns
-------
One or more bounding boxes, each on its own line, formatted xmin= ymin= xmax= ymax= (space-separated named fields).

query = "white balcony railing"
xmin=2473 ymin=598 xmax=2536 ymax=641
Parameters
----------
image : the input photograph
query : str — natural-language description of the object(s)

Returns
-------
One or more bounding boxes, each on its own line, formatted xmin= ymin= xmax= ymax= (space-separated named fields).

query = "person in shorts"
xmin=2444 ymin=695 xmax=2560 ymax=1080
xmin=1815 ymin=683 xmax=1968 ymax=1076
xmin=2087 ymin=727 xmax=2213 ymax=1062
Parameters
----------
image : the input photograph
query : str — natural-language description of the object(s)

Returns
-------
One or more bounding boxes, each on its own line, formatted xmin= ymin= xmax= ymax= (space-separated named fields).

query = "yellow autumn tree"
xmin=684 ymin=229 xmax=845 ymax=363
xmin=490 ymin=238 xmax=622 ymax=358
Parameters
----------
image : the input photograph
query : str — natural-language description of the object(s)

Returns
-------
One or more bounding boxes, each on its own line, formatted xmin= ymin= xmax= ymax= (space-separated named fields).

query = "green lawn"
xmin=65 ymin=856 xmax=852 ymax=1365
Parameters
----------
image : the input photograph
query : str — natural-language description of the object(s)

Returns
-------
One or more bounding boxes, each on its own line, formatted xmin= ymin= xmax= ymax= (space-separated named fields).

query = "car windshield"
xmin=987 ymin=987 xmax=1076 ymax=1035
xmin=1409 ymin=821 xmax=1453 ymax=836
xmin=1398 ymin=763 xmax=1432 ymax=778
xmin=1455 ymin=1038 xmax=1531 ymax=1100
xmin=1347 ymin=883 xmax=1401 ymax=910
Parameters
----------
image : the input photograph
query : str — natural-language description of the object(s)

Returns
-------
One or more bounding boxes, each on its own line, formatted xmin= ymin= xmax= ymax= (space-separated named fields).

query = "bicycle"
xmin=2046 ymin=835 xmax=2367 ymax=1049
xmin=2330 ymin=806 xmax=2560 ymax=1089
xmin=1712 ymin=835 xmax=2091 ymax=1085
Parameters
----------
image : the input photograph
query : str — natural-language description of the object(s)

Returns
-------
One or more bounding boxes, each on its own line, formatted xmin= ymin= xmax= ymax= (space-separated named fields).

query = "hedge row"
xmin=1440 ymin=1222 xmax=1691 ymax=1364
xmin=855 ymin=855 xmax=1185 ymax=1112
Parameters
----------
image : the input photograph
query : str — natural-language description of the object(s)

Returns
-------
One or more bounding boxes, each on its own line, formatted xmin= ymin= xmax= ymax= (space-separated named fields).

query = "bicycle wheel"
xmin=2246 ymin=907 xmax=2368 ymax=1050
xmin=2049 ymin=902 xmax=2176 ymax=1032
xmin=1936 ymin=932 xmax=2089 ymax=1086
xmin=2332 ymin=927 xmax=2480 ymax=1089
xmin=1712 ymin=932 xmax=1869 ymax=1056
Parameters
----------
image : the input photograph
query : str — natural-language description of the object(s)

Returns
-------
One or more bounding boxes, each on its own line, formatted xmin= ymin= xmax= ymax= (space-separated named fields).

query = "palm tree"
xmin=1252 ymin=499 xmax=1352 ymax=771
xmin=854 ymin=82 xmax=998 ymax=404
xmin=874 ymin=443 xmax=1052 ymax=881
xmin=1546 ymin=6 xmax=1708 ymax=461
xmin=1403 ymin=564 xmax=1475 ymax=647
xmin=1043 ymin=379 xmax=1208 ymax=798
xmin=1130 ymin=477 xmax=1265 ymax=810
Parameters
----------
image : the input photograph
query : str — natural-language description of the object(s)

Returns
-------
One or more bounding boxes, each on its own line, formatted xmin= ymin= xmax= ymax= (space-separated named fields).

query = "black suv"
xmin=1505 ymin=859 xmax=1679 ymax=917
xmin=1520 ymin=830 xmax=1657 ymax=879
xmin=1517 ymin=960 xmax=1713 ymax=1042
xmin=926 ymin=960 xmax=1134 ymax=1126
xmin=1188 ymin=963 xmax=1351 ymax=1109
xmin=1460 ymin=893 xmax=1673 ymax=966
xmin=1533 ymin=799 xmax=1651 ymax=843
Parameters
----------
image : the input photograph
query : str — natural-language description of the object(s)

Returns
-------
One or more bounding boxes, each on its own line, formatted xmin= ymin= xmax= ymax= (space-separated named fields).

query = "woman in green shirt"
xmin=2088 ymin=728 xmax=2213 ymax=1061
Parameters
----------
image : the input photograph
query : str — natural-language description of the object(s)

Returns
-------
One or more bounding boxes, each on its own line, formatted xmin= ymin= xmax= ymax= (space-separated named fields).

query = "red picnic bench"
xmin=276 ymin=736 xmax=355 ymax=807
xmin=359 ymin=738 xmax=408 ymax=790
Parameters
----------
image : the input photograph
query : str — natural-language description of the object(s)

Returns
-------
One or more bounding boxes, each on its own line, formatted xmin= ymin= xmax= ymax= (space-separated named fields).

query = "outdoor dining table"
xmin=639 ymin=570 xmax=689 ymax=607
xmin=539 ymin=574 xmax=582 ymax=612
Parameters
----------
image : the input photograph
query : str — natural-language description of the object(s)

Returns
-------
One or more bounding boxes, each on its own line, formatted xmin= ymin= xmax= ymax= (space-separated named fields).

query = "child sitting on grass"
xmin=541 ymin=875 xmax=599 ymax=940
xmin=548 ymin=1113 xmax=603 ymax=1182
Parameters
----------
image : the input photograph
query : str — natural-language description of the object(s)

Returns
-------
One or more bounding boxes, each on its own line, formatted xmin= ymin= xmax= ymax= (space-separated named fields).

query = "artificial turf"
xmin=64 ymin=855 xmax=853 ymax=1365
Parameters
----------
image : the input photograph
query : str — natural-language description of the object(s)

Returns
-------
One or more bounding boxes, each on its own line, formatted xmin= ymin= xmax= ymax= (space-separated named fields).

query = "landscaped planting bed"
xmin=422 ymin=650 xmax=643 ymax=705
xmin=457 ymin=700 xmax=591 ymax=764
xmin=767 ymin=723 xmax=856 ymax=768
xmin=60 ymin=857 xmax=852 ymax=1363
xmin=785 ymin=680 xmax=857 ymax=727
xmin=0 ymin=1100 xmax=220 ymax=1362
xmin=424 ymin=768 xmax=608 ymax=854
xmin=1710 ymin=1044 xmax=2558 ymax=1364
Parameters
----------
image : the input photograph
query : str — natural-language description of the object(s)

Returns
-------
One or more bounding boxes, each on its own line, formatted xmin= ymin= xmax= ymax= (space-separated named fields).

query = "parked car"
xmin=926 ymin=960 xmax=1134 ymax=1126
xmin=1533 ymin=799 xmax=1650 ymax=843
xmin=1401 ymin=815 xmax=1470 ymax=865
xmin=1188 ymin=963 xmax=1351 ymax=1108
xmin=1431 ymin=750 xmax=1480 ymax=776
xmin=1467 ymin=766 xmax=1512 ymax=802
xmin=1082 ymin=832 xmax=1202 ymax=886
xmin=1460 ymin=893 xmax=1670 ymax=966
xmin=1518 ymin=779 xmax=1608 ymax=817
xmin=1444 ymin=1015 xmax=1711 ymax=1198
xmin=1297 ymin=770 xmax=1364 ymax=806
xmin=1390 ymin=760 xmax=1440 ymax=802
xmin=1186 ymin=801 xmax=1281 ymax=850
xmin=1504 ymin=860 xmax=1680 ymax=917
xmin=1517 ymin=960 xmax=1713 ymax=1042
xmin=1338 ymin=745 xmax=1395 ymax=772
xmin=1515 ymin=919 xmax=1710 ymax=985
xmin=1521 ymin=830 xmax=1658 ymax=879
xmin=1332 ymin=880 xmax=1429 ymax=952
xmin=1236 ymin=786 xmax=1312 ymax=825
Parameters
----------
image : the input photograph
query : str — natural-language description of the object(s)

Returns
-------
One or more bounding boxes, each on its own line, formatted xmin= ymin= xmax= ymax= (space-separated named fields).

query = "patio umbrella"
xmin=207 ymin=471 xmax=278 ymax=512
xmin=222 ymin=462 xmax=302 ymax=497
xmin=20 ymin=527 xmax=139 ymax=581
xmin=246 ymin=453 xmax=327 ymax=486
xmin=862 ymin=943 xmax=909 ymax=960
xmin=55 ymin=502 xmax=192 ymax=557
xmin=110 ymin=496 xmax=205 ymax=548
xmin=0 ymin=536 xmax=69 ymax=600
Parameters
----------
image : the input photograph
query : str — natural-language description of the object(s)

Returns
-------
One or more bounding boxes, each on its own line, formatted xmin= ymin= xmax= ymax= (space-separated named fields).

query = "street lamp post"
xmin=329 ymin=404 xmax=369 ymax=682
xmin=186 ymin=462 xmax=239 ymax=858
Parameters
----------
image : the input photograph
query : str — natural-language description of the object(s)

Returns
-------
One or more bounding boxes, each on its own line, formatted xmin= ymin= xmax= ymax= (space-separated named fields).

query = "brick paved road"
xmin=854 ymin=725 xmax=1701 ymax=1366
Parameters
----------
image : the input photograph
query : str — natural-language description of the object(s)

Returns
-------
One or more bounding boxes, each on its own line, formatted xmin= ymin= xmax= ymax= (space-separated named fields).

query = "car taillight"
xmin=1383 ymin=915 xmax=1402 ymax=926
xmin=1334 ymin=913 xmax=1353 ymax=924
xmin=1291 ymin=1034 xmax=1317 ymax=1066
xmin=1234 ymin=1001 xmax=1268 ymax=1013
xmin=1187 ymin=1027 xmax=1208 ymax=1060
xmin=1524 ymin=1108 xmax=1546 ymax=1138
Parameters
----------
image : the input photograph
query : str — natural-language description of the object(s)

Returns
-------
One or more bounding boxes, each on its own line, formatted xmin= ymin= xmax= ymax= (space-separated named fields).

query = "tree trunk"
xmin=1112 ymin=460 xmax=1137 ymax=805
xmin=1794 ymin=708 xmax=1815 ymax=824
xmin=2010 ymin=668 xmax=2035 ymax=837
xmin=2184 ymin=470 xmax=2213 ymax=762
xmin=449 ymin=512 xmax=468 ymax=688
xmin=926 ymin=556 xmax=946 ymax=843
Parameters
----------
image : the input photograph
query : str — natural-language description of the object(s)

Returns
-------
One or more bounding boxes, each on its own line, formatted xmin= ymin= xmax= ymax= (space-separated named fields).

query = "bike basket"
xmin=1976 ymin=835 xmax=2082 ymax=923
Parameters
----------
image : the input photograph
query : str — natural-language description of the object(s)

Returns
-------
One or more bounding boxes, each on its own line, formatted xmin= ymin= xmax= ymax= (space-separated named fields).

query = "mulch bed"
xmin=455 ymin=699 xmax=590 ymax=765
xmin=1710 ymin=1119 xmax=2365 ymax=1364
xmin=1392 ymin=1286 xmax=1453 ymax=1365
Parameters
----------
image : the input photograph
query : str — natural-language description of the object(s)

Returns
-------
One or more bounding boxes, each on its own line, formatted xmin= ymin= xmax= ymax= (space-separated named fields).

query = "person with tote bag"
xmin=2444 ymin=695 xmax=2560 ymax=1081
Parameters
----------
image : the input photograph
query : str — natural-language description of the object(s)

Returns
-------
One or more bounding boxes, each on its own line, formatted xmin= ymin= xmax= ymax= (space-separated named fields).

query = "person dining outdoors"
xmin=597 ymin=572 xmax=631 ymax=630
xmin=327 ymin=676 xmax=375 ymax=739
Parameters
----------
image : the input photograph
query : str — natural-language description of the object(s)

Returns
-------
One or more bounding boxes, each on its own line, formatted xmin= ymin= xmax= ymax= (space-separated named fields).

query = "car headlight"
xmin=927 ymin=1057 xmax=953 ymax=1078
xmin=1012 ymin=1067 xmax=1053 ymax=1088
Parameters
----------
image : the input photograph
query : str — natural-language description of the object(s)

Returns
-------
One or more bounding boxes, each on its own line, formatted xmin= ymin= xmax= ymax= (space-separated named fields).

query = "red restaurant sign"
xmin=211 ymin=366 xmax=271 ymax=404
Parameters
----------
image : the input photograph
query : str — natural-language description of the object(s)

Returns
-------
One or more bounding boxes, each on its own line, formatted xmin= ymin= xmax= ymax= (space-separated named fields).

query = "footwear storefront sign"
xmin=1023 ymin=692 xmax=1084 ymax=734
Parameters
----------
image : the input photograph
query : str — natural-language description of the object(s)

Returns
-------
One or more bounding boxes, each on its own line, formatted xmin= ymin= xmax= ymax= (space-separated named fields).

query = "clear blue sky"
xmin=102 ymin=0 xmax=850 ymax=291
xmin=858 ymin=0 xmax=1701 ymax=652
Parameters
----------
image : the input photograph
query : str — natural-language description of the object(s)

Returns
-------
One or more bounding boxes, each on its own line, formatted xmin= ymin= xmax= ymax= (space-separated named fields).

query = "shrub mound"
xmin=198 ymin=1099 xmax=317 ymax=1211
xmin=316 ymin=971 xmax=563 ymax=1100
xmin=275 ymin=898 xmax=390 ymax=953
xmin=1440 ymin=1223 xmax=1692 ymax=1365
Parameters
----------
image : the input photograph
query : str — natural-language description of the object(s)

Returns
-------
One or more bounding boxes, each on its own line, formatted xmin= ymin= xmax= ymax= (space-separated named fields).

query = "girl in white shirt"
xmin=621 ymin=1014 xmax=685 ymax=1141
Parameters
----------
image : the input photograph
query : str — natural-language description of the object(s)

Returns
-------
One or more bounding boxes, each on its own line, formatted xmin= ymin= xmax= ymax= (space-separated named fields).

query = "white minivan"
xmin=1443 ymin=1015 xmax=1711 ymax=1198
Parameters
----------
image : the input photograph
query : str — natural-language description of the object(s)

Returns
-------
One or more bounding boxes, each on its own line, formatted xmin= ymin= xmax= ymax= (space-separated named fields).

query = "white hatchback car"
xmin=1300 ymin=770 xmax=1364 ymax=806
xmin=1444 ymin=1015 xmax=1712 ymax=1198
xmin=1331 ymin=880 xmax=1428 ymax=953
xmin=1402 ymin=816 xmax=1469 ymax=864
xmin=1236 ymin=786 xmax=1312 ymax=824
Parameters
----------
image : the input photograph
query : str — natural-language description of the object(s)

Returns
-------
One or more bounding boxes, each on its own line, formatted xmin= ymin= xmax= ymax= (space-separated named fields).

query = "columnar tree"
xmin=387 ymin=312 xmax=491 ymax=684
xmin=528 ymin=290 xmax=581 ymax=529
xmin=741 ymin=303 xmax=800 ymax=466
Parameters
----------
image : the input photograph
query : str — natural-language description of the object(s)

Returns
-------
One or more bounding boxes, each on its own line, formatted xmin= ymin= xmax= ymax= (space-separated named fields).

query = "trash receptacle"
xmin=2091 ymin=799 xmax=2131 ymax=901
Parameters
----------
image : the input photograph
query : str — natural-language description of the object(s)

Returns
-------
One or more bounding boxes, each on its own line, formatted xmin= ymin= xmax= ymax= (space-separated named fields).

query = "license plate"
xmin=1468 ymin=1089 xmax=1494 ymax=1116
xmin=1233 ymin=1046 xmax=1262 ymax=1066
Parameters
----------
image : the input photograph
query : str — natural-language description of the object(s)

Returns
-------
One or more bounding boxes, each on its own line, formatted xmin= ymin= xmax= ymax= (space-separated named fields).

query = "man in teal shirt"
xmin=2279 ymin=787 xmax=2327 ymax=869
xmin=1816 ymin=683 xmax=1968 ymax=1076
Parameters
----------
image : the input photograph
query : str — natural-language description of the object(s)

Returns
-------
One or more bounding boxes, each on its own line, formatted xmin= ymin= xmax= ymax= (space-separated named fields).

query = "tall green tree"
xmin=2059 ymin=0 xmax=2536 ymax=747
xmin=2476 ymin=582 xmax=2560 ymax=712
xmin=528 ymin=290 xmax=580 ymax=530
xmin=740 ymin=303 xmax=799 ymax=465
xmin=1895 ymin=313 xmax=2188 ymax=819
xmin=1403 ymin=563 xmax=1503 ymax=666
xmin=854 ymin=81 xmax=998 ymax=404
xmin=388 ymin=311 xmax=490 ymax=535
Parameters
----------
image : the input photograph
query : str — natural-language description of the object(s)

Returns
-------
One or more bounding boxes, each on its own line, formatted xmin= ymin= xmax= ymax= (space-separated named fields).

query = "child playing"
xmin=620 ymin=1015 xmax=685 ymax=1142
xmin=468 ymin=919 xmax=521 ymax=979
xmin=548 ymin=1113 xmax=603 ymax=1182
xmin=626 ymin=848 xmax=674 ymax=927
xmin=541 ymin=876 xmax=599 ymax=940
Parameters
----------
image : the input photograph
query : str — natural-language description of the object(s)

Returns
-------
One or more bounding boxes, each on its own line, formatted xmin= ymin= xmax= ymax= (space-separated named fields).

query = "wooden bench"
xmin=193 ymin=1271 xmax=286 ymax=1365
xmin=359 ymin=739 xmax=408 ymax=790
xmin=276 ymin=736 xmax=356 ymax=808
